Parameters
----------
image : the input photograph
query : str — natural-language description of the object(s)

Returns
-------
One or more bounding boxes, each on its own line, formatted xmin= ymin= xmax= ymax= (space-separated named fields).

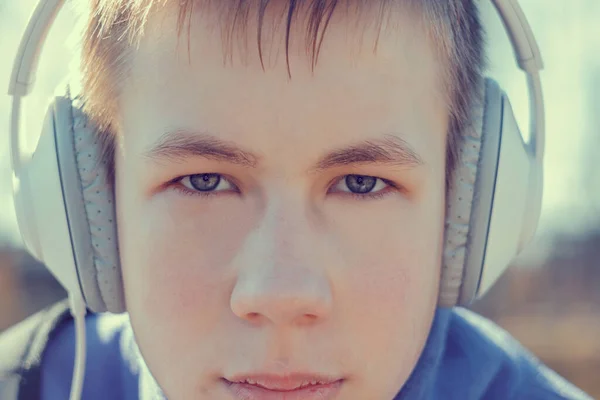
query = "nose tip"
xmin=230 ymin=274 xmax=333 ymax=326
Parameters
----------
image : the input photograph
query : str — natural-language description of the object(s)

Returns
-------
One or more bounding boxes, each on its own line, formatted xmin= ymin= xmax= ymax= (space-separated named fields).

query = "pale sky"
xmin=1 ymin=0 xmax=599 ymax=250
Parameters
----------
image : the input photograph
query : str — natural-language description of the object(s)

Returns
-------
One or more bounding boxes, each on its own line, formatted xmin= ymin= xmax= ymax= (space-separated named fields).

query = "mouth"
xmin=223 ymin=373 xmax=344 ymax=400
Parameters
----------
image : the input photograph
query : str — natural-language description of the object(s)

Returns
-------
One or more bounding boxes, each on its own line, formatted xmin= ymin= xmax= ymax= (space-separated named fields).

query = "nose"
xmin=230 ymin=267 xmax=333 ymax=326
xmin=229 ymin=201 xmax=333 ymax=327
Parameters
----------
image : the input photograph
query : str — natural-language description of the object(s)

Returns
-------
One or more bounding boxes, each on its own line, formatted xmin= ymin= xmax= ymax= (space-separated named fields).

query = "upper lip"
xmin=225 ymin=373 xmax=343 ymax=391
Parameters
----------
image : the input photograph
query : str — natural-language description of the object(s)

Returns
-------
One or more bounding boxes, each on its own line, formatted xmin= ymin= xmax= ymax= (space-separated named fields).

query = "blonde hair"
xmin=80 ymin=0 xmax=485 ymax=185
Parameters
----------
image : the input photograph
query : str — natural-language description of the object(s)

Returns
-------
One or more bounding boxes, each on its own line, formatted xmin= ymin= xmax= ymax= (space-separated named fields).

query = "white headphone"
xmin=8 ymin=0 xmax=544 ymax=398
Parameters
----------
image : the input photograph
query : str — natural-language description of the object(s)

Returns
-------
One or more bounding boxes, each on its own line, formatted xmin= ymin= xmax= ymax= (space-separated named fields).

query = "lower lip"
xmin=224 ymin=379 xmax=343 ymax=400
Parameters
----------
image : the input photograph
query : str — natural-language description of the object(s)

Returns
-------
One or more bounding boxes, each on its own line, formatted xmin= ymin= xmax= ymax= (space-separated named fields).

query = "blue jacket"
xmin=4 ymin=304 xmax=594 ymax=399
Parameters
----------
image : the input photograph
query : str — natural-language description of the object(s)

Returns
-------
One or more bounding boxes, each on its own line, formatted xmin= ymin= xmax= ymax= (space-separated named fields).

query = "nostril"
xmin=247 ymin=312 xmax=260 ymax=320
xmin=301 ymin=314 xmax=319 ymax=324
xmin=237 ymin=311 xmax=264 ymax=326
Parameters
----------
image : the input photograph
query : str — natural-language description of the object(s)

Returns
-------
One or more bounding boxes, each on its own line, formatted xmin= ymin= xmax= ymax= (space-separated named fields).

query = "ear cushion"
xmin=53 ymin=86 xmax=125 ymax=313
xmin=439 ymin=78 xmax=504 ymax=307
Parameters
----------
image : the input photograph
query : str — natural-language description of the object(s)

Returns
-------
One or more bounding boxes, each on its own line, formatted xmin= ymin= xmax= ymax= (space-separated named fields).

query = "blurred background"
xmin=1 ymin=0 xmax=599 ymax=397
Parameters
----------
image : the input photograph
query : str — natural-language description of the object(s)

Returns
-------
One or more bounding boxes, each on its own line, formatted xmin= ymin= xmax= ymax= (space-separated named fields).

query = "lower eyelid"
xmin=170 ymin=179 xmax=237 ymax=198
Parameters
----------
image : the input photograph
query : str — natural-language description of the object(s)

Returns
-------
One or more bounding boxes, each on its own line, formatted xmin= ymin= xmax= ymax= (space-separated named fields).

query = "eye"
xmin=178 ymin=173 xmax=236 ymax=195
xmin=330 ymin=174 xmax=396 ymax=199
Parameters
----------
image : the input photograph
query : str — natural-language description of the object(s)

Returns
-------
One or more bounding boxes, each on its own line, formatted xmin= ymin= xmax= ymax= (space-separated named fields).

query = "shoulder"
xmin=440 ymin=307 xmax=593 ymax=400
xmin=0 ymin=301 xmax=140 ymax=400
xmin=0 ymin=300 xmax=72 ymax=400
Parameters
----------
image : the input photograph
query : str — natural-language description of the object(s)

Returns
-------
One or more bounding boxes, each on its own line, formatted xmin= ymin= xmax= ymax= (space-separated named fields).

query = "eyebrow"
xmin=144 ymin=130 xmax=424 ymax=171
xmin=145 ymin=130 xmax=259 ymax=167
xmin=311 ymin=134 xmax=423 ymax=172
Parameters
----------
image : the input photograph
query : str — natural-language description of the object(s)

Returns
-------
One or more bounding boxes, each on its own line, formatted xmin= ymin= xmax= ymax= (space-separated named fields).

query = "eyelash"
xmin=169 ymin=174 xmax=400 ymax=201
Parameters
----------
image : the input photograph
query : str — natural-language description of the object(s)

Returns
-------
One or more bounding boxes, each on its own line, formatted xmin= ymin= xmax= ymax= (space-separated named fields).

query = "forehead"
xmin=116 ymin=2 xmax=448 ymax=164
xmin=125 ymin=1 xmax=442 ymax=86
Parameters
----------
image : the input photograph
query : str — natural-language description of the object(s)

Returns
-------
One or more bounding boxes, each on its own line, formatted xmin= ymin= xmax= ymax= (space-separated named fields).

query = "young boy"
xmin=0 ymin=0 xmax=593 ymax=399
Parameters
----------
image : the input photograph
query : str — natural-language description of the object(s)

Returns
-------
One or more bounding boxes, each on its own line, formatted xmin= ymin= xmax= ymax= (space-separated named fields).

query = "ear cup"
xmin=475 ymin=84 xmax=540 ymax=299
xmin=439 ymin=78 xmax=503 ymax=307
xmin=52 ymin=87 xmax=125 ymax=313
xmin=439 ymin=78 xmax=537 ymax=307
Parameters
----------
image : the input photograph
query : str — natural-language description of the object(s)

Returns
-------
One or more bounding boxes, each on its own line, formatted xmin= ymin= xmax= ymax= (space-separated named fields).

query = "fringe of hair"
xmin=80 ymin=0 xmax=485 ymax=187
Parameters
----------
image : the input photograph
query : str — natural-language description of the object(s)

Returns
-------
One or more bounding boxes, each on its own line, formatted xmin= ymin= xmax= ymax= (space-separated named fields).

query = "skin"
xmin=114 ymin=3 xmax=449 ymax=399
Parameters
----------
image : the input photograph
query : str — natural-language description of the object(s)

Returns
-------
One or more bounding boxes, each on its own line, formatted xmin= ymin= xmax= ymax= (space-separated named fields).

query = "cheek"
xmin=333 ymin=191 xmax=444 ymax=292
xmin=331 ymin=191 xmax=444 ymax=360
xmin=117 ymin=189 xmax=256 ymax=333
xmin=345 ymin=218 xmax=441 ymax=314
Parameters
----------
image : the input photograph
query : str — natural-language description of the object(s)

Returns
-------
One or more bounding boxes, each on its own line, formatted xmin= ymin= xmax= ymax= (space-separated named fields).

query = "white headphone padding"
xmin=53 ymin=89 xmax=125 ymax=313
xmin=438 ymin=78 xmax=486 ymax=307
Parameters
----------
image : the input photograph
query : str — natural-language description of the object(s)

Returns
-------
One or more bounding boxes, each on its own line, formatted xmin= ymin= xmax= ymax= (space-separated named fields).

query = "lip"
xmin=223 ymin=373 xmax=344 ymax=400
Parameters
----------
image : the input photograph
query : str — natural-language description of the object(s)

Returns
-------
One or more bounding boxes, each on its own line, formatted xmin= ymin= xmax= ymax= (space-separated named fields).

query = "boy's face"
xmin=115 ymin=4 xmax=448 ymax=399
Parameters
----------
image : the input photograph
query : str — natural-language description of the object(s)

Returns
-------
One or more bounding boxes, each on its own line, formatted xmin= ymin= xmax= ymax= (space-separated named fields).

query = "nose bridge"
xmin=230 ymin=196 xmax=333 ymax=326
xmin=270 ymin=197 xmax=309 ymax=259
xmin=259 ymin=190 xmax=316 ymax=260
